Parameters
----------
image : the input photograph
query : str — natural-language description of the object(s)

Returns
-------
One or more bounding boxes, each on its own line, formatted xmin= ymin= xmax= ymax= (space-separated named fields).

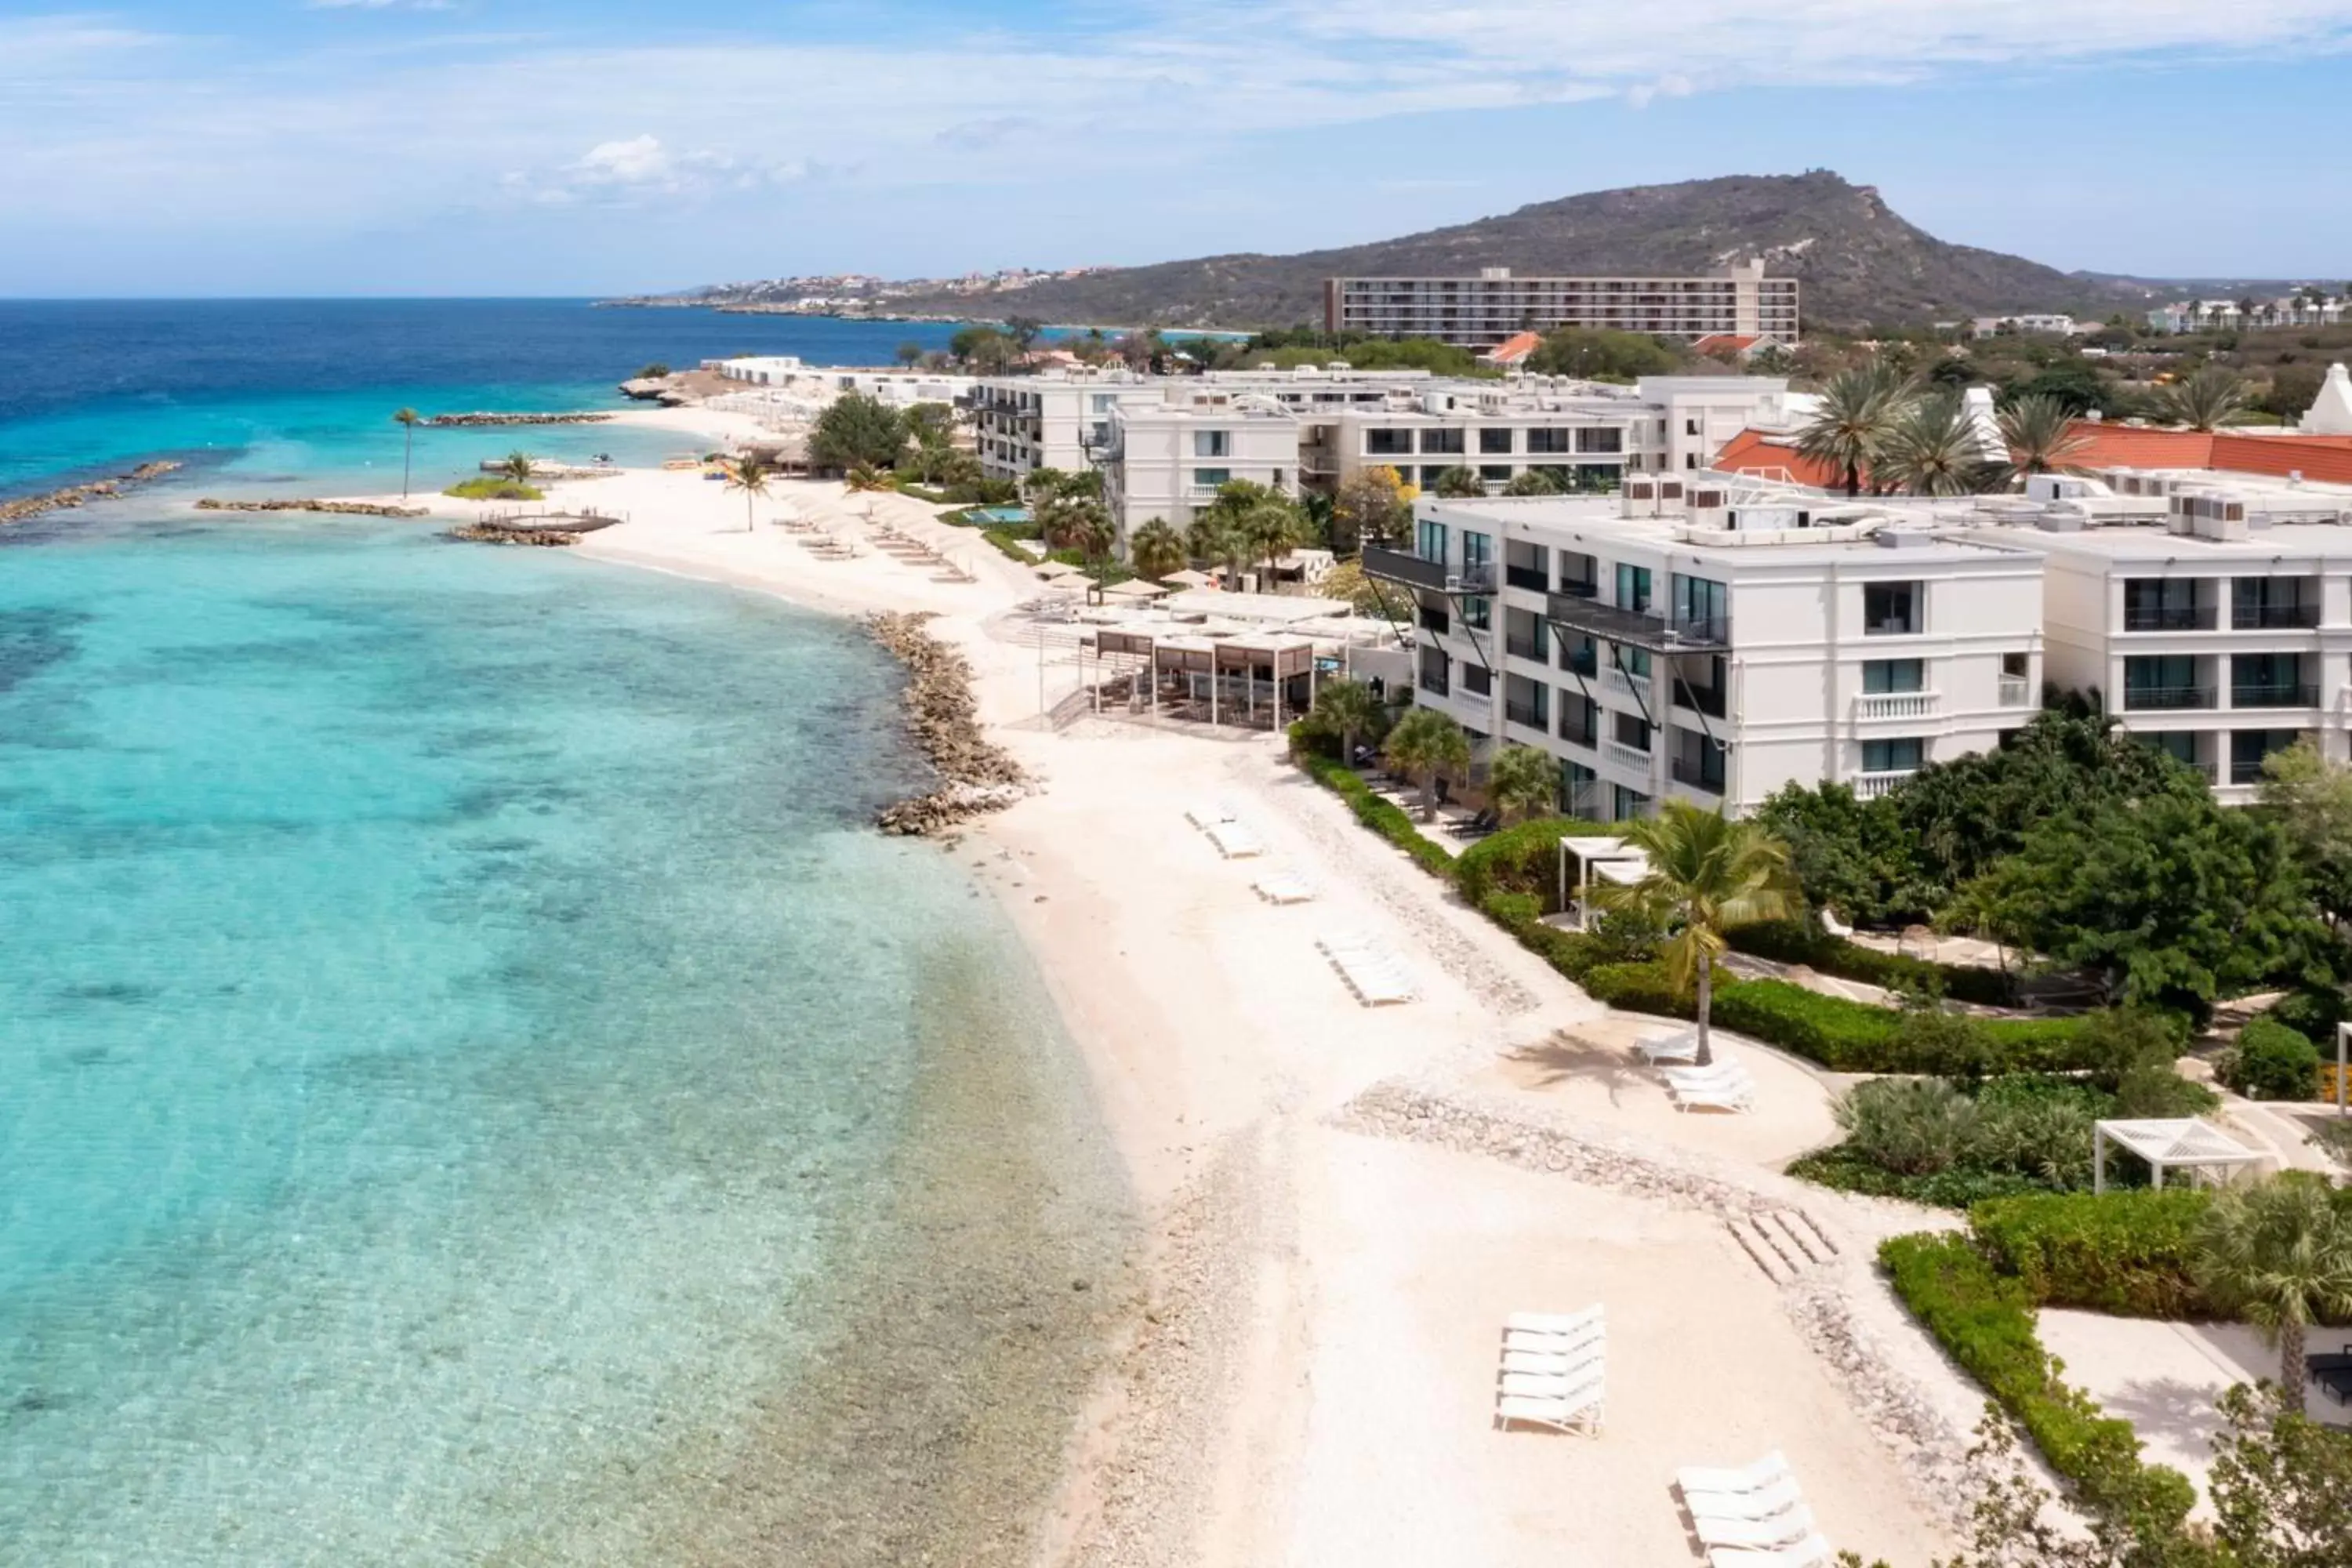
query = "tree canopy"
xmin=810 ymin=393 xmax=909 ymax=472
xmin=1523 ymin=327 xmax=1685 ymax=380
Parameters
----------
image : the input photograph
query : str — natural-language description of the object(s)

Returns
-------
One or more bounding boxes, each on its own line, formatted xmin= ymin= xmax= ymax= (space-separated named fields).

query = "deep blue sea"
xmin=0 ymin=303 xmax=1126 ymax=1564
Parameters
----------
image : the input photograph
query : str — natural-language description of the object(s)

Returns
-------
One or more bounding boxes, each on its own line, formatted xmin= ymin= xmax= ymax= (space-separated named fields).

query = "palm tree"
xmin=725 ymin=456 xmax=771 ymax=532
xmin=1382 ymin=706 xmax=1472 ymax=821
xmin=2192 ymin=1176 xmax=2352 ymax=1392
xmin=1588 ymin=800 xmax=1799 ymax=1065
xmin=1432 ymin=465 xmax=1485 ymax=499
xmin=1502 ymin=469 xmax=1556 ymax=497
xmin=1875 ymin=393 xmax=1991 ymax=497
xmin=2159 ymin=367 xmax=2252 ymax=431
xmin=1486 ymin=743 xmax=1559 ymax=824
xmin=1995 ymin=394 xmax=2089 ymax=488
xmin=844 ymin=463 xmax=891 ymax=493
xmin=392 ymin=408 xmax=422 ymax=499
xmin=1239 ymin=497 xmax=1302 ymax=581
xmin=1309 ymin=677 xmax=1384 ymax=766
xmin=499 ymin=450 xmax=535 ymax=485
xmin=1129 ymin=518 xmax=1186 ymax=581
xmin=1795 ymin=365 xmax=1913 ymax=497
xmin=1185 ymin=513 xmax=1247 ymax=583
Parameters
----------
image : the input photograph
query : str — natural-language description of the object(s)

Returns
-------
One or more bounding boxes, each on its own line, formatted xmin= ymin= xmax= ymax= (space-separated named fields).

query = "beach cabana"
xmin=2091 ymin=1118 xmax=2266 ymax=1192
xmin=1557 ymin=837 xmax=1650 ymax=931
xmin=1105 ymin=579 xmax=1171 ymax=601
xmin=1035 ymin=560 xmax=1083 ymax=580
xmin=1165 ymin=568 xmax=1215 ymax=589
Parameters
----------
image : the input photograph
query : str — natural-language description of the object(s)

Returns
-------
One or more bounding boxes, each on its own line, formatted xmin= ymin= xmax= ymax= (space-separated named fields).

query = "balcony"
xmin=1562 ymin=647 xmax=1599 ymax=678
xmin=1505 ymin=700 xmax=1548 ymax=731
xmin=1998 ymin=674 xmax=2032 ymax=707
xmin=2231 ymin=684 xmax=2319 ymax=710
xmin=1504 ymin=634 xmax=1548 ymax=662
xmin=2234 ymin=603 xmax=2321 ymax=630
xmin=1602 ymin=667 xmax=1653 ymax=704
xmin=1558 ymin=576 xmax=1599 ymax=600
xmin=1559 ymin=715 xmax=1598 ymax=748
xmin=1363 ymin=546 xmax=1447 ymax=592
xmin=1418 ymin=670 xmax=1450 ymax=698
xmin=2122 ymin=685 xmax=2217 ymax=712
xmin=1671 ymin=680 xmax=1727 ymax=720
xmin=1854 ymin=691 xmax=1939 ymax=722
xmin=2122 ymin=604 xmax=2218 ymax=632
xmin=1418 ymin=606 xmax=1451 ymax=636
xmin=1671 ymin=756 xmax=1726 ymax=793
xmin=1854 ymin=770 xmax=1917 ymax=800
xmin=1543 ymin=593 xmax=1730 ymax=653
xmin=1602 ymin=739 xmax=1653 ymax=774
xmin=2231 ymin=760 xmax=2268 ymax=786
xmin=1505 ymin=565 xmax=1550 ymax=593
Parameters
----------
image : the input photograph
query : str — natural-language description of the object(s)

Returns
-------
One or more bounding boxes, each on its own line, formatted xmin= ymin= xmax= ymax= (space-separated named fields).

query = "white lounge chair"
xmin=1495 ymin=1389 xmax=1604 ymax=1435
xmin=1661 ymin=1056 xmax=1744 ymax=1086
xmin=1671 ymin=1077 xmax=1757 ymax=1113
xmin=1499 ymin=1370 xmax=1605 ymax=1403
xmin=1253 ymin=870 xmax=1317 ymax=905
xmin=1697 ymin=1506 xmax=1816 ymax=1552
xmin=1185 ymin=800 xmax=1240 ymax=829
xmin=1685 ymin=1479 xmax=1806 ymax=1523
xmin=1206 ymin=822 xmax=1266 ymax=859
xmin=1502 ymin=1323 xmax=1604 ymax=1355
xmin=1677 ymin=1452 xmax=1791 ymax=1497
xmin=1504 ymin=1307 xmax=1604 ymax=1337
xmin=1501 ymin=1346 xmax=1603 ymax=1377
xmin=1820 ymin=907 xmax=1854 ymax=938
xmin=1636 ymin=1027 xmax=1704 ymax=1065
xmin=1707 ymin=1534 xmax=1835 ymax=1568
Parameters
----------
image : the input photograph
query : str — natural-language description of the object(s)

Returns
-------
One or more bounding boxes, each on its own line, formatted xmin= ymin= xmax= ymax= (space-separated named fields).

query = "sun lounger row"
xmin=1494 ymin=1304 xmax=1604 ymax=1435
xmin=1205 ymin=821 xmax=1265 ymax=859
xmin=1252 ymin=870 xmax=1317 ymax=905
xmin=1675 ymin=1452 xmax=1833 ymax=1567
xmin=1661 ymin=1055 xmax=1756 ymax=1113
xmin=1315 ymin=935 xmax=1417 ymax=1006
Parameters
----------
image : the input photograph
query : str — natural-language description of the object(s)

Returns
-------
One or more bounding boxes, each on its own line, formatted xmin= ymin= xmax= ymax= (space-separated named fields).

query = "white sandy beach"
xmin=339 ymin=406 xmax=1969 ymax=1567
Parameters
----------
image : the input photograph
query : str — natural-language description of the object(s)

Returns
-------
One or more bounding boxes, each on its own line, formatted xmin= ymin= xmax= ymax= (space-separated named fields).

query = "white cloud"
xmin=500 ymin=135 xmax=810 ymax=205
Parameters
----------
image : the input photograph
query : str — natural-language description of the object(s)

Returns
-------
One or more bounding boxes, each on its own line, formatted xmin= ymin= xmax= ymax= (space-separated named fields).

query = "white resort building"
xmin=1322 ymin=261 xmax=1800 ymax=351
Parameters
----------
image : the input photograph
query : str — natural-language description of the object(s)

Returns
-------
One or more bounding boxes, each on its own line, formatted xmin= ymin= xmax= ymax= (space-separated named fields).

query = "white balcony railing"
xmin=1998 ymin=674 xmax=2031 ymax=707
xmin=1853 ymin=691 xmax=1939 ymax=721
xmin=1602 ymin=739 xmax=1653 ymax=774
xmin=1853 ymin=769 xmax=1917 ymax=800
xmin=1602 ymin=668 xmax=1653 ymax=704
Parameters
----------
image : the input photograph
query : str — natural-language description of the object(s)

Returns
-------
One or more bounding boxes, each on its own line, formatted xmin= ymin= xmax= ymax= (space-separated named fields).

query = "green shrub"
xmin=1835 ymin=1077 xmax=1980 ymax=1174
xmin=1296 ymin=751 xmax=1456 ymax=881
xmin=1880 ymin=1232 xmax=2196 ymax=1530
xmin=1726 ymin=918 xmax=2013 ymax=1006
xmin=2271 ymin=987 xmax=2350 ymax=1042
xmin=1581 ymin=961 xmax=1695 ymax=1018
xmin=1788 ymin=1149 xmax=2052 ymax=1207
xmin=1969 ymin=1190 xmax=2213 ymax=1317
xmin=2220 ymin=1016 xmax=2323 ymax=1101
xmin=1969 ymin=1076 xmax=2103 ymax=1191
xmin=443 ymin=477 xmax=544 ymax=501
xmin=1481 ymin=891 xmax=1541 ymax=931
xmin=1710 ymin=980 xmax=1899 ymax=1069
xmin=1454 ymin=817 xmax=1624 ymax=909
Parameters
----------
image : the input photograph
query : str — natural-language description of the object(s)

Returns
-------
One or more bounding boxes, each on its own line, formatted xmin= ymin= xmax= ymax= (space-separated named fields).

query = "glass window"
xmin=2150 ymin=732 xmax=2198 ymax=765
xmin=1479 ymin=465 xmax=1512 ymax=483
xmin=1421 ymin=466 xmax=1453 ymax=488
xmin=2001 ymin=652 xmax=2030 ymax=679
xmin=1463 ymin=663 xmax=1492 ymax=695
xmin=1577 ymin=426 xmax=1624 ymax=454
xmin=1367 ymin=428 xmax=1413 ymax=456
xmin=1417 ymin=519 xmax=1449 ymax=563
xmin=1478 ymin=427 xmax=1515 ymax=455
xmin=1863 ymin=582 xmax=1919 ymax=635
xmin=1672 ymin=574 xmax=1726 ymax=636
xmin=1612 ymin=785 xmax=1650 ymax=821
xmin=1461 ymin=532 xmax=1493 ymax=570
xmin=1420 ymin=428 xmax=1466 ymax=455
xmin=1192 ymin=468 xmax=1230 ymax=489
xmin=1615 ymin=564 xmax=1652 ymax=612
xmin=1526 ymin=428 xmax=1572 ymax=455
xmin=1862 ymin=738 xmax=1924 ymax=773
xmin=1862 ymin=659 xmax=1924 ymax=694
xmin=1613 ymin=711 xmax=1651 ymax=751
xmin=1192 ymin=430 xmax=1230 ymax=458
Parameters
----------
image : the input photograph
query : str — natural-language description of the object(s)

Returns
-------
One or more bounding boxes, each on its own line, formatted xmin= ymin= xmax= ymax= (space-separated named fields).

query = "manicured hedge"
xmin=1582 ymin=960 xmax=1695 ymax=1018
xmin=1295 ymin=750 xmax=1458 ymax=881
xmin=1707 ymin=978 xmax=2094 ymax=1074
xmin=1969 ymin=1190 xmax=2213 ymax=1318
xmin=1726 ymin=918 xmax=2013 ymax=1007
xmin=1880 ymin=1232 xmax=2196 ymax=1529
xmin=1454 ymin=816 xmax=1629 ymax=909
xmin=2219 ymin=1015 xmax=2324 ymax=1101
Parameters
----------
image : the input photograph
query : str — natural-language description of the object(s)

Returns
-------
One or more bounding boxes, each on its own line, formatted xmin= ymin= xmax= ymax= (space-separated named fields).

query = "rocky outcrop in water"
xmin=446 ymin=522 xmax=582 ymax=547
xmin=1 ymin=461 xmax=182 ymax=525
xmin=423 ymin=412 xmax=615 ymax=427
xmin=865 ymin=612 xmax=1030 ymax=836
xmin=196 ymin=499 xmax=430 ymax=517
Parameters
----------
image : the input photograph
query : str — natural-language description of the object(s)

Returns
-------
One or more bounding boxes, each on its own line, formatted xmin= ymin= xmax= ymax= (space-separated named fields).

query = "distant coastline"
xmin=592 ymin=298 xmax=1256 ymax=341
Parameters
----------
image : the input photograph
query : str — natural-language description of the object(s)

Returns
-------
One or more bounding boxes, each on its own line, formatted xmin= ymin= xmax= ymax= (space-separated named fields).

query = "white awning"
xmin=2092 ymin=1117 xmax=2267 ymax=1192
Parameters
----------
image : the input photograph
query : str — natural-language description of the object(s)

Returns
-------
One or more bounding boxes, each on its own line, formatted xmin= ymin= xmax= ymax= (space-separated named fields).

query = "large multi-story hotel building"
xmin=1323 ymin=260 xmax=1800 ymax=351
xmin=1367 ymin=462 xmax=2352 ymax=816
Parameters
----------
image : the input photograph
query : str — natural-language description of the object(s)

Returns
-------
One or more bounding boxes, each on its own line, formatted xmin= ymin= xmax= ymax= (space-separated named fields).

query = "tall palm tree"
xmin=2159 ymin=367 xmax=2252 ymax=431
xmin=1588 ymin=800 xmax=1799 ymax=1065
xmin=1382 ymin=706 xmax=1472 ymax=821
xmin=725 ymin=456 xmax=771 ymax=532
xmin=499 ymin=450 xmax=535 ymax=485
xmin=1240 ymin=497 xmax=1302 ymax=581
xmin=844 ymin=463 xmax=891 ymax=493
xmin=1130 ymin=518 xmax=1186 ymax=581
xmin=1432 ymin=465 xmax=1485 ymax=499
xmin=1996 ymin=394 xmax=2089 ymax=488
xmin=1875 ymin=393 xmax=1992 ymax=497
xmin=1309 ymin=677 xmax=1383 ymax=766
xmin=392 ymin=408 xmax=422 ymax=499
xmin=2193 ymin=1176 xmax=2352 ymax=1392
xmin=1486 ymin=743 xmax=1559 ymax=824
xmin=1795 ymin=365 xmax=1912 ymax=497
xmin=1185 ymin=513 xmax=1247 ymax=583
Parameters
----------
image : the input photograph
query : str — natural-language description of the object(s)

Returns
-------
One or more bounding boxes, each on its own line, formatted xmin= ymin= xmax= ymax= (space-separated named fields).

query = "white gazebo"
xmin=2091 ymin=1118 xmax=2267 ymax=1193
xmin=1555 ymin=836 xmax=1651 ymax=931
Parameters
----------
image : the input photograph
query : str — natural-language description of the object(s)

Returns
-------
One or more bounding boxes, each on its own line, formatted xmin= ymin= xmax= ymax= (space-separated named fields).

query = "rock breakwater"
xmin=1 ymin=461 xmax=182 ymax=525
xmin=423 ymin=412 xmax=615 ymax=427
xmin=197 ymin=499 xmax=430 ymax=517
xmin=864 ymin=612 xmax=1029 ymax=836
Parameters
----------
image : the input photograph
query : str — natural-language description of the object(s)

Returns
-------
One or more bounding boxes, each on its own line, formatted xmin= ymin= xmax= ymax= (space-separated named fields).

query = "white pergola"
xmin=2092 ymin=1117 xmax=2267 ymax=1193
xmin=1556 ymin=836 xmax=1652 ymax=931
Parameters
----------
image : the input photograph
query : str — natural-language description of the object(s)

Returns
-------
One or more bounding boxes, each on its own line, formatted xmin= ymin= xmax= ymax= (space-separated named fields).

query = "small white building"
xmin=1971 ymin=314 xmax=2082 ymax=338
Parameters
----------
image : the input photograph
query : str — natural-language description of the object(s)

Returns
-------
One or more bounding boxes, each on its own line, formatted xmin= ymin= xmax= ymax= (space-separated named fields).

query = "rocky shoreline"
xmin=863 ymin=612 xmax=1031 ymax=836
xmin=447 ymin=522 xmax=582 ymax=547
xmin=1 ymin=460 xmax=183 ymax=525
xmin=423 ymin=412 xmax=615 ymax=427
xmin=196 ymin=499 xmax=430 ymax=517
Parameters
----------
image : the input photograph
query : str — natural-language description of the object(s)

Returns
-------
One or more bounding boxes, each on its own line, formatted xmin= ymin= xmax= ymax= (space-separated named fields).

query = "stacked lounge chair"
xmin=1252 ymin=869 xmax=1318 ymax=905
xmin=1494 ymin=1305 xmax=1604 ymax=1435
xmin=1315 ymin=934 xmax=1417 ymax=1006
xmin=1645 ymin=1044 xmax=1757 ymax=1112
xmin=1205 ymin=820 xmax=1267 ymax=859
xmin=1675 ymin=1453 xmax=1832 ymax=1567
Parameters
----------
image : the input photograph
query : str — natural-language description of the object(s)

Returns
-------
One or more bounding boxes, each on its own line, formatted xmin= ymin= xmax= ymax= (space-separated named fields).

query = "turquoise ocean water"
xmin=0 ymin=306 xmax=1129 ymax=1563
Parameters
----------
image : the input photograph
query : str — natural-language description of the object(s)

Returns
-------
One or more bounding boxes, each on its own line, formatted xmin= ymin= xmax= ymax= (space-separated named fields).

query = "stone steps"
xmin=1726 ymin=1208 xmax=1840 ymax=1286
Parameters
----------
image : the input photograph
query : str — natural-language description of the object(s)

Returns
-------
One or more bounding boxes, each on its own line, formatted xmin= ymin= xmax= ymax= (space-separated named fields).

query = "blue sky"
xmin=7 ymin=1 xmax=2352 ymax=296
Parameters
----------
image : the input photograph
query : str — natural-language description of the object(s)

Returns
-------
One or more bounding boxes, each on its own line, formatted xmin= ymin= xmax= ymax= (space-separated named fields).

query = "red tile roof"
xmin=1693 ymin=334 xmax=1766 ymax=356
xmin=1711 ymin=422 xmax=2352 ymax=491
xmin=1484 ymin=331 xmax=1544 ymax=365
